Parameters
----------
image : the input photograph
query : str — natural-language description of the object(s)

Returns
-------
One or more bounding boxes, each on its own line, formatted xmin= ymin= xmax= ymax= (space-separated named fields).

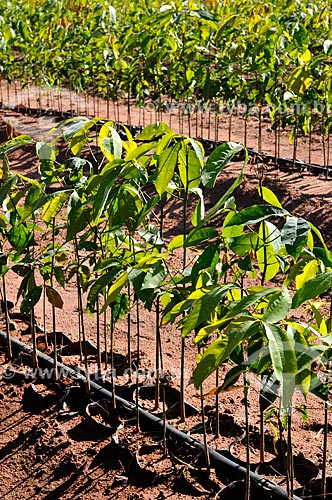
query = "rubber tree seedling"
xmin=0 ymin=134 xmax=34 ymax=357
xmin=5 ymin=196 xmax=42 ymax=369
xmin=159 ymin=140 xmax=198 ymax=421
xmin=161 ymin=140 xmax=247 ymax=421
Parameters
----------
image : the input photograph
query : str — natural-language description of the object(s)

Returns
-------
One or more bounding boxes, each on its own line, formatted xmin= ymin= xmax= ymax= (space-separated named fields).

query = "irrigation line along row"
xmin=0 ymin=330 xmax=303 ymax=500
xmin=1 ymin=101 xmax=331 ymax=179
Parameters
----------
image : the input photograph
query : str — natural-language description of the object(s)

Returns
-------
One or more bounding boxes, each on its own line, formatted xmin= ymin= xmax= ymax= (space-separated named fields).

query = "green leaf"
xmin=182 ymin=285 xmax=234 ymax=338
xmin=262 ymin=288 xmax=292 ymax=324
xmin=222 ymin=211 xmax=243 ymax=238
xmin=178 ymin=148 xmax=202 ymax=189
xmin=192 ymin=240 xmax=220 ymax=286
xmin=155 ymin=141 xmax=182 ymax=197
xmin=309 ymin=222 xmax=331 ymax=255
xmin=109 ymin=184 xmax=142 ymax=232
xmin=0 ymin=175 xmax=17 ymax=205
xmin=295 ymin=260 xmax=318 ymax=290
xmin=127 ymin=267 xmax=146 ymax=294
xmin=98 ymin=122 xmax=123 ymax=160
xmin=0 ymin=135 xmax=33 ymax=157
xmin=101 ymin=270 xmax=128 ymax=312
xmin=87 ymin=267 xmax=120 ymax=313
xmin=257 ymin=222 xmax=280 ymax=282
xmin=141 ymin=259 xmax=167 ymax=290
xmin=292 ymin=271 xmax=332 ymax=308
xmin=93 ymin=165 xmax=122 ymax=221
xmin=66 ymin=191 xmax=89 ymax=242
xmin=228 ymin=233 xmax=259 ymax=256
xmin=215 ymin=14 xmax=238 ymax=42
xmin=112 ymin=293 xmax=130 ymax=323
xmin=12 ymin=264 xmax=30 ymax=277
xmin=190 ymin=187 xmax=205 ymax=227
xmin=216 ymin=364 xmax=246 ymax=394
xmin=287 ymin=66 xmax=312 ymax=95
xmin=225 ymin=205 xmax=289 ymax=227
xmin=21 ymin=185 xmax=43 ymax=221
xmin=258 ymin=186 xmax=282 ymax=208
xmin=263 ymin=323 xmax=298 ymax=409
xmin=202 ymin=142 xmax=243 ymax=188
xmin=20 ymin=285 xmax=42 ymax=314
xmin=36 ymin=141 xmax=59 ymax=184
xmin=136 ymin=122 xmax=171 ymax=140
xmin=70 ymin=117 xmax=100 ymax=157
xmin=188 ymin=138 xmax=204 ymax=163
xmin=125 ymin=141 xmax=158 ymax=161
xmin=281 ymin=217 xmax=310 ymax=260
xmin=42 ymin=192 xmax=69 ymax=224
xmin=194 ymin=320 xmax=257 ymax=388
xmin=168 ymin=235 xmax=184 ymax=253
xmin=7 ymin=223 xmax=34 ymax=250
xmin=312 ymin=247 xmax=332 ymax=269
xmin=0 ymin=253 xmax=8 ymax=277
xmin=185 ymin=227 xmax=218 ymax=248
xmin=0 ymin=213 xmax=8 ymax=229
xmin=202 ymin=165 xmax=244 ymax=226
xmin=195 ymin=288 xmax=277 ymax=342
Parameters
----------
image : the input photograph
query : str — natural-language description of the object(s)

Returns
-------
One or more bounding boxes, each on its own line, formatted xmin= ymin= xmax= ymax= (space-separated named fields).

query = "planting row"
xmin=0 ymin=117 xmax=331 ymax=408
xmin=1 ymin=117 xmax=332 ymax=495
xmin=1 ymin=0 xmax=332 ymax=165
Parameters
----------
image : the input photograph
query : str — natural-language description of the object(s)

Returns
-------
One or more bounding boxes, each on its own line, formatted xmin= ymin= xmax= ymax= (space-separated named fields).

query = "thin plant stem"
xmin=51 ymin=218 xmax=57 ymax=380
xmin=242 ymin=359 xmax=250 ymax=500
xmin=309 ymin=118 xmax=312 ymax=165
xmin=74 ymin=236 xmax=90 ymax=393
xmin=94 ymin=229 xmax=102 ymax=375
xmin=292 ymin=119 xmax=298 ymax=169
xmin=278 ymin=404 xmax=289 ymax=498
xmin=274 ymin=120 xmax=278 ymax=166
xmin=42 ymin=278 xmax=48 ymax=348
xmin=287 ymin=412 xmax=294 ymax=500
xmin=31 ymin=306 xmax=38 ymax=369
xmin=96 ymin=297 xmax=102 ymax=375
xmin=155 ymin=296 xmax=161 ymax=410
xmin=127 ymin=283 xmax=132 ymax=381
xmin=258 ymin=104 xmax=262 ymax=153
xmin=200 ymin=380 xmax=211 ymax=474
xmin=110 ymin=307 xmax=116 ymax=410
xmin=159 ymin=328 xmax=167 ymax=457
xmin=135 ymin=299 xmax=140 ymax=430
xmin=259 ymin=408 xmax=265 ymax=464
xmin=77 ymin=270 xmax=83 ymax=364
xmin=322 ymin=399 xmax=328 ymax=498
xmin=228 ymin=108 xmax=232 ymax=141
xmin=215 ymin=367 xmax=220 ymax=437
xmin=2 ymin=275 xmax=12 ymax=360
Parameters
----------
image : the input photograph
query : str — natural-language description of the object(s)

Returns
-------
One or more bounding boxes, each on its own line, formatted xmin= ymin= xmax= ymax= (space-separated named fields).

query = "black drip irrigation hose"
xmin=1 ymin=101 xmax=332 ymax=179
xmin=0 ymin=331 xmax=303 ymax=500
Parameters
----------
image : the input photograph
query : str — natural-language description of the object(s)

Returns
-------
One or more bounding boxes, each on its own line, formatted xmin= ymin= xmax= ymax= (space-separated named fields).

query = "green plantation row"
xmin=1 ymin=118 xmax=332 ymax=496
xmin=1 ymin=0 xmax=332 ymax=159
xmin=1 ymin=119 xmax=332 ymax=417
